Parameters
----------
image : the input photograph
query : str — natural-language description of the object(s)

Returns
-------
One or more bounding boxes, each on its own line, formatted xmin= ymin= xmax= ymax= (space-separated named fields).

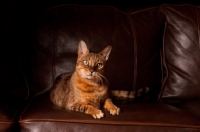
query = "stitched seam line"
xmin=126 ymin=15 xmax=137 ymax=93
xmin=18 ymin=118 xmax=200 ymax=129
xmin=196 ymin=8 xmax=200 ymax=48
xmin=52 ymin=9 xmax=58 ymax=88
xmin=196 ymin=8 xmax=200 ymax=97
xmin=19 ymin=99 xmax=33 ymax=120
xmin=158 ymin=6 xmax=168 ymax=101
xmin=19 ymin=58 xmax=30 ymax=100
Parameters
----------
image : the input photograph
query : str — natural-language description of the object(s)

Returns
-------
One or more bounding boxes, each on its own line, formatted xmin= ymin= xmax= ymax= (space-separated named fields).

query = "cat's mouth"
xmin=86 ymin=73 xmax=96 ymax=79
xmin=86 ymin=74 xmax=95 ymax=79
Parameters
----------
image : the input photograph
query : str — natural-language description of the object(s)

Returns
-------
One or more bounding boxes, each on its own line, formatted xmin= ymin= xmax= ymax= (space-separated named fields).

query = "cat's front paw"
xmin=104 ymin=98 xmax=121 ymax=116
xmin=91 ymin=110 xmax=104 ymax=119
xmin=85 ymin=106 xmax=104 ymax=119
xmin=108 ymin=105 xmax=120 ymax=115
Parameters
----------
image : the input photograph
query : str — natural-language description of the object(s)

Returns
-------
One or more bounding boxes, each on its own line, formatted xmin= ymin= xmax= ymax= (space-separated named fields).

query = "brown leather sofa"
xmin=1 ymin=4 xmax=200 ymax=132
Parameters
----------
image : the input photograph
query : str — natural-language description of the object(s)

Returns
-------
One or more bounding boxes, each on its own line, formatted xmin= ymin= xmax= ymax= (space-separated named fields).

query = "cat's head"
xmin=75 ymin=40 xmax=112 ymax=80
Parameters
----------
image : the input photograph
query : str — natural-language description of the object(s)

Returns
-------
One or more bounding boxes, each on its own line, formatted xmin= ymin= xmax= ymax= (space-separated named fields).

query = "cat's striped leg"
xmin=103 ymin=98 xmax=120 ymax=115
xmin=69 ymin=104 xmax=104 ymax=119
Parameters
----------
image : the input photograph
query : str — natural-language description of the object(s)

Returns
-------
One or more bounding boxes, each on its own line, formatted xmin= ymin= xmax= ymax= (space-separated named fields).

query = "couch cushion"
xmin=159 ymin=5 xmax=200 ymax=103
xmin=19 ymin=94 xmax=200 ymax=132
xmin=0 ymin=92 xmax=26 ymax=132
xmin=174 ymin=99 xmax=200 ymax=118
xmin=128 ymin=7 xmax=164 ymax=98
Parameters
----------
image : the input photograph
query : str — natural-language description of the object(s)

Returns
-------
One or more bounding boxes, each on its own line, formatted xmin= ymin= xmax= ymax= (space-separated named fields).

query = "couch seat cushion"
xmin=174 ymin=99 xmax=200 ymax=118
xmin=19 ymin=94 xmax=200 ymax=132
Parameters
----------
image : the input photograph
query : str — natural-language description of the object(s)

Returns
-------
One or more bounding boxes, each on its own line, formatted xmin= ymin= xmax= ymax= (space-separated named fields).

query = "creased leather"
xmin=160 ymin=5 xmax=200 ymax=103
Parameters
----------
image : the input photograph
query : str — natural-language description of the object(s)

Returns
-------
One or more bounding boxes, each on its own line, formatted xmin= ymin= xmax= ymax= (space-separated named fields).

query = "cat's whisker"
xmin=98 ymin=74 xmax=110 ymax=86
xmin=95 ymin=75 xmax=103 ymax=85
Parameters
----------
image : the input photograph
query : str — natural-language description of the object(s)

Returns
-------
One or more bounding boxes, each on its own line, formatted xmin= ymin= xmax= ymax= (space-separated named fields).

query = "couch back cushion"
xmin=128 ymin=7 xmax=164 ymax=98
xmin=159 ymin=5 xmax=200 ymax=103
xmin=24 ymin=5 xmax=164 ymax=98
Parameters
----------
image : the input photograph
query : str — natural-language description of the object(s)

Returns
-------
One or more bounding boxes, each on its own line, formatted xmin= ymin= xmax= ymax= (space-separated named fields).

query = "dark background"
xmin=1 ymin=0 xmax=200 ymax=8
xmin=1 ymin=0 xmax=200 ymax=25
xmin=1 ymin=0 xmax=200 ymax=26
xmin=1 ymin=0 xmax=200 ymax=31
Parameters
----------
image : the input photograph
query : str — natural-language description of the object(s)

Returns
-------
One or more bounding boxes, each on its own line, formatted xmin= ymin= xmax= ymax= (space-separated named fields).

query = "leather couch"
xmin=1 ymin=4 xmax=200 ymax=132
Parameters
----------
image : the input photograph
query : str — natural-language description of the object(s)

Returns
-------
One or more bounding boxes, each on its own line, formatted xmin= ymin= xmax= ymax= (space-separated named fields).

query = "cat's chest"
xmin=80 ymin=87 xmax=107 ymax=106
xmin=74 ymin=78 xmax=107 ymax=92
xmin=75 ymin=83 xmax=108 ymax=100
xmin=77 ymin=84 xmax=107 ymax=95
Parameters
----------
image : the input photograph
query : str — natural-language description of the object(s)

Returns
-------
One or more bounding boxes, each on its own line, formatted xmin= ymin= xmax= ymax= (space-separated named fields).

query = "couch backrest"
xmin=1 ymin=4 xmax=200 ymax=102
xmin=20 ymin=5 xmax=164 ymax=98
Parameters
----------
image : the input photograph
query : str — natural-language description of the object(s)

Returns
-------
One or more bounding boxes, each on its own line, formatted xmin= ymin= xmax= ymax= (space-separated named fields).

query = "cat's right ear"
xmin=78 ymin=40 xmax=89 ymax=56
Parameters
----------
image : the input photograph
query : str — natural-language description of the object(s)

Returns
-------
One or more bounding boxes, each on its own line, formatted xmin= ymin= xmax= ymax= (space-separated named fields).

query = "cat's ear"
xmin=99 ymin=45 xmax=112 ymax=60
xmin=78 ymin=40 xmax=89 ymax=56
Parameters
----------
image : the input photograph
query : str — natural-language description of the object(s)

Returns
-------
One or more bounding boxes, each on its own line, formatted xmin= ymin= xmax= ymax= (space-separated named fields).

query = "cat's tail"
xmin=111 ymin=87 xmax=150 ymax=99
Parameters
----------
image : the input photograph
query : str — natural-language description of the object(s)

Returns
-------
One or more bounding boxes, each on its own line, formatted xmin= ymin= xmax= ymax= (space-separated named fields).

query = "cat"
xmin=50 ymin=40 xmax=120 ymax=119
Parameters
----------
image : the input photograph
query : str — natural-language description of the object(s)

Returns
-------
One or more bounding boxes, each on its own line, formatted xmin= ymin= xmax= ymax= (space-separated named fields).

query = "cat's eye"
xmin=97 ymin=63 xmax=103 ymax=68
xmin=83 ymin=60 xmax=89 ymax=66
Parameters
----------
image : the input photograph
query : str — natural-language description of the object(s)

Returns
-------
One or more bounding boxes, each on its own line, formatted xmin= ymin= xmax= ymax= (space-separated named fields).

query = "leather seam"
xmin=19 ymin=99 xmax=33 ymax=121
xmin=18 ymin=118 xmax=200 ymax=129
xmin=19 ymin=60 xmax=30 ymax=100
xmin=158 ymin=6 xmax=169 ymax=101
xmin=196 ymin=8 xmax=200 ymax=48
xmin=52 ymin=9 xmax=58 ymax=89
xmin=126 ymin=15 xmax=137 ymax=93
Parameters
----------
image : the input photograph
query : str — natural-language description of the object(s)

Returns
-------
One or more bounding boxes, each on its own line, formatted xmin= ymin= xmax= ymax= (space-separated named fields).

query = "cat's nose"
xmin=89 ymin=68 xmax=94 ymax=74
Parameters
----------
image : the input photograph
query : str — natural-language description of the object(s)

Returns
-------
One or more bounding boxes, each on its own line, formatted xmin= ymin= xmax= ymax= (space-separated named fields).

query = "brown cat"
xmin=50 ymin=40 xmax=120 ymax=119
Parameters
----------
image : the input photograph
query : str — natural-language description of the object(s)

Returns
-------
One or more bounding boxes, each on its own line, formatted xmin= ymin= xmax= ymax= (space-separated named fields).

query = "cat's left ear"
xmin=99 ymin=45 xmax=112 ymax=60
xmin=78 ymin=40 xmax=89 ymax=56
